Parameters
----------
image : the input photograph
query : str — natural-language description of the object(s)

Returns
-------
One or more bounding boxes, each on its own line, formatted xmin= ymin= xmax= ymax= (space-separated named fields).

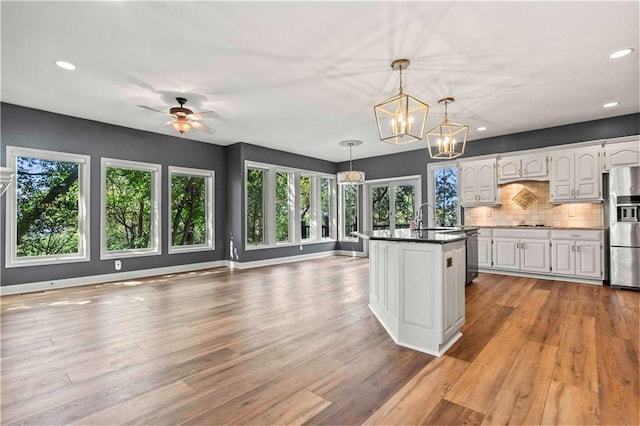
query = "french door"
xmin=366 ymin=177 xmax=421 ymax=233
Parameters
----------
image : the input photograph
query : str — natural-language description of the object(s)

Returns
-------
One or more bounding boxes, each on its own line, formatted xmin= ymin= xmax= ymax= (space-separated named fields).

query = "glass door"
xmin=367 ymin=178 xmax=420 ymax=233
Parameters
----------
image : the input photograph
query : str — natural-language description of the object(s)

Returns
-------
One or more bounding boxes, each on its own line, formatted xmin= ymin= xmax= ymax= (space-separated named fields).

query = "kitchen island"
xmin=355 ymin=229 xmax=469 ymax=356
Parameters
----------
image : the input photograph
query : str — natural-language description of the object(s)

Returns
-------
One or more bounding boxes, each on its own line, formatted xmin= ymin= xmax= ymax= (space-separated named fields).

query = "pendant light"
xmin=337 ymin=140 xmax=365 ymax=184
xmin=374 ymin=59 xmax=429 ymax=145
xmin=426 ymin=97 xmax=468 ymax=159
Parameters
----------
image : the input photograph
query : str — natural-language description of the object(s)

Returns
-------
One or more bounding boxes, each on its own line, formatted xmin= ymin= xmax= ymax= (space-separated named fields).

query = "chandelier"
xmin=337 ymin=140 xmax=365 ymax=184
xmin=374 ymin=59 xmax=429 ymax=145
xmin=425 ymin=97 xmax=468 ymax=159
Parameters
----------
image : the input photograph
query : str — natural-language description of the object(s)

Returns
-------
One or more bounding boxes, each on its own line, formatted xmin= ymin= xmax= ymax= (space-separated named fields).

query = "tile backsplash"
xmin=464 ymin=181 xmax=604 ymax=228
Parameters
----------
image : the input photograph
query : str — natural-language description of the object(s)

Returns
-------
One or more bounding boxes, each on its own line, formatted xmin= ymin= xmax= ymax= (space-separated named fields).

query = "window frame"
xmin=339 ymin=183 xmax=359 ymax=242
xmin=428 ymin=161 xmax=461 ymax=227
xmin=244 ymin=160 xmax=336 ymax=251
xmin=245 ymin=164 xmax=269 ymax=248
xmin=167 ymin=166 xmax=215 ymax=254
xmin=5 ymin=146 xmax=91 ymax=268
xmin=100 ymin=157 xmax=161 ymax=260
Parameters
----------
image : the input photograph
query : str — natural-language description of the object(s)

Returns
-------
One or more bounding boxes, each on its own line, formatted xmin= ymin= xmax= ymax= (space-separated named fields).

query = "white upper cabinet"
xmin=550 ymin=146 xmax=601 ymax=203
xmin=603 ymin=136 xmax=640 ymax=171
xmin=497 ymin=153 xmax=548 ymax=183
xmin=460 ymin=158 xmax=500 ymax=206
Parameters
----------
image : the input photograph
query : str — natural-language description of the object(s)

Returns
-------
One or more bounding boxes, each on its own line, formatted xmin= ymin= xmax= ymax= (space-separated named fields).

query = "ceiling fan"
xmin=138 ymin=97 xmax=217 ymax=135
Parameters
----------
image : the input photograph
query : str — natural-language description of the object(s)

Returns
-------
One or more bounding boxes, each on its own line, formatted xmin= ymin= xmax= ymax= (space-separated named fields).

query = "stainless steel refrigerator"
xmin=609 ymin=166 xmax=640 ymax=290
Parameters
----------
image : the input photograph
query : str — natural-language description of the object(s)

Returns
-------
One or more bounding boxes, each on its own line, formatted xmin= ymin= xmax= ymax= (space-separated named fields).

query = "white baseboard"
xmin=334 ymin=250 xmax=367 ymax=258
xmin=229 ymin=251 xmax=337 ymax=269
xmin=1 ymin=250 xmax=368 ymax=295
xmin=0 ymin=260 xmax=227 ymax=296
xmin=478 ymin=268 xmax=604 ymax=286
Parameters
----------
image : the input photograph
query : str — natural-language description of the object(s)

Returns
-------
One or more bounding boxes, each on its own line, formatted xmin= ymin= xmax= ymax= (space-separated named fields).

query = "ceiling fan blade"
xmin=188 ymin=111 xmax=219 ymax=120
xmin=137 ymin=105 xmax=171 ymax=115
xmin=191 ymin=121 xmax=215 ymax=134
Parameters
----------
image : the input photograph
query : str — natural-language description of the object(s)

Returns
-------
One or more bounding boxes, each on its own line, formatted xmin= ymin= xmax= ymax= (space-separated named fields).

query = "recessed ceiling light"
xmin=609 ymin=48 xmax=634 ymax=59
xmin=477 ymin=126 xmax=487 ymax=131
xmin=603 ymin=102 xmax=619 ymax=108
xmin=55 ymin=60 xmax=76 ymax=70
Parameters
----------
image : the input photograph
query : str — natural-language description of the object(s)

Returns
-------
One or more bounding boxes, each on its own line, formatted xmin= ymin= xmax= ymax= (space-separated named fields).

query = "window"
xmin=168 ymin=167 xmax=214 ymax=253
xmin=300 ymin=174 xmax=313 ymax=241
xmin=246 ymin=167 xmax=266 ymax=245
xmin=366 ymin=177 xmax=420 ymax=232
xmin=394 ymin=184 xmax=416 ymax=229
xmin=244 ymin=161 xmax=336 ymax=249
xmin=275 ymin=171 xmax=292 ymax=243
xmin=101 ymin=158 xmax=161 ymax=259
xmin=430 ymin=163 xmax=459 ymax=227
xmin=340 ymin=184 xmax=359 ymax=240
xmin=5 ymin=146 xmax=90 ymax=268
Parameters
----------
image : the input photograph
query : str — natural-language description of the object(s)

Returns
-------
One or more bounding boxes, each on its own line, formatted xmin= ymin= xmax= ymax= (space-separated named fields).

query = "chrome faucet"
xmin=416 ymin=203 xmax=435 ymax=229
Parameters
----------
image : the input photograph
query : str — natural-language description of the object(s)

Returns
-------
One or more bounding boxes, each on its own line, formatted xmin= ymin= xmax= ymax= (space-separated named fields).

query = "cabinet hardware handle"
xmin=571 ymin=245 xmax=575 ymax=252
xmin=576 ymin=245 xmax=580 ymax=252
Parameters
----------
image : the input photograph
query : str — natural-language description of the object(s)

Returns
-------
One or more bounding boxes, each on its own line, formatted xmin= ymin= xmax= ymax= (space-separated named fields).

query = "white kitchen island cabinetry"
xmin=365 ymin=230 xmax=467 ymax=356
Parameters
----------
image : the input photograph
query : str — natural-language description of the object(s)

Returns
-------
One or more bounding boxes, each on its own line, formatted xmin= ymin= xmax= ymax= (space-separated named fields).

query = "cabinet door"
xmin=605 ymin=140 xmax=640 ymax=170
xmin=574 ymin=149 xmax=601 ymax=200
xmin=498 ymin=158 xmax=521 ymax=183
xmin=478 ymin=237 xmax=492 ymax=268
xmin=576 ymin=240 xmax=602 ymax=278
xmin=476 ymin=161 xmax=496 ymax=203
xmin=522 ymin=154 xmax=548 ymax=179
xmin=492 ymin=238 xmax=519 ymax=270
xmin=460 ymin=163 xmax=478 ymax=205
xmin=551 ymin=240 xmax=575 ymax=276
xmin=520 ymin=239 xmax=550 ymax=273
xmin=550 ymin=152 xmax=573 ymax=201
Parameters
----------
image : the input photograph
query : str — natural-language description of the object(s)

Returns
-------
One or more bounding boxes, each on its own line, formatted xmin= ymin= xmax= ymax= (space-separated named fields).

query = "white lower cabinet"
xmin=477 ymin=229 xmax=493 ymax=269
xmin=492 ymin=229 xmax=550 ymax=273
xmin=551 ymin=230 xmax=603 ymax=279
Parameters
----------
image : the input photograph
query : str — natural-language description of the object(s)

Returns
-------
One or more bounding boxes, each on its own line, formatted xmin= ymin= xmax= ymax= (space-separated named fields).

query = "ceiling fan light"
xmin=171 ymin=119 xmax=192 ymax=134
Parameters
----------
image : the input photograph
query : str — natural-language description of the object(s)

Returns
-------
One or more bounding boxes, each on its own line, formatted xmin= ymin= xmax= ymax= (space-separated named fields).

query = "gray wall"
xmin=1 ymin=102 xmax=638 ymax=287
xmin=226 ymin=142 xmax=338 ymax=263
xmin=1 ymin=103 xmax=227 ymax=286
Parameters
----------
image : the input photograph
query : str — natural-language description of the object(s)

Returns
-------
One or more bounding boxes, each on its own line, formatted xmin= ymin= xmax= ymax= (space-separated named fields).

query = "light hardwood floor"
xmin=1 ymin=256 xmax=638 ymax=425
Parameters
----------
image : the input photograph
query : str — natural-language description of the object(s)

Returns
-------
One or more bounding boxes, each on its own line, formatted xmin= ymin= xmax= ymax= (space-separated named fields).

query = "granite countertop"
xmin=353 ymin=228 xmax=470 ymax=244
xmin=473 ymin=225 xmax=605 ymax=230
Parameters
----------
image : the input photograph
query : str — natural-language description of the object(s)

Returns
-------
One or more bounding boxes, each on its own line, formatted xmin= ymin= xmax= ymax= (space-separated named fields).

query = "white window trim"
xmin=101 ymin=158 xmax=161 ymax=260
xmin=427 ymin=161 xmax=460 ymax=227
xmin=5 ymin=146 xmax=91 ymax=268
xmin=168 ymin=166 xmax=215 ymax=254
xmin=320 ymin=176 xmax=337 ymax=241
xmin=339 ymin=184 xmax=359 ymax=242
xmin=244 ymin=161 xmax=337 ymax=251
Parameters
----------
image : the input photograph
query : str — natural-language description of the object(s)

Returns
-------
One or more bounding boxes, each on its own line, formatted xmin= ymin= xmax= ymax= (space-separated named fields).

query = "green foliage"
xmin=171 ymin=175 xmax=207 ymax=246
xmin=300 ymin=175 xmax=311 ymax=239
xmin=394 ymin=185 xmax=415 ymax=228
xmin=275 ymin=172 xmax=289 ymax=242
xmin=320 ymin=178 xmax=330 ymax=237
xmin=16 ymin=156 xmax=79 ymax=257
xmin=246 ymin=168 xmax=264 ymax=244
xmin=343 ymin=185 xmax=358 ymax=236
xmin=105 ymin=167 xmax=152 ymax=250
xmin=435 ymin=167 xmax=458 ymax=226
xmin=371 ymin=187 xmax=390 ymax=230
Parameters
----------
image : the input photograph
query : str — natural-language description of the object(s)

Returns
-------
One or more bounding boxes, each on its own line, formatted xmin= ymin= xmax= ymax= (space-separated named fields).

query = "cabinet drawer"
xmin=478 ymin=228 xmax=492 ymax=237
xmin=493 ymin=228 xmax=550 ymax=239
xmin=551 ymin=229 xmax=602 ymax=241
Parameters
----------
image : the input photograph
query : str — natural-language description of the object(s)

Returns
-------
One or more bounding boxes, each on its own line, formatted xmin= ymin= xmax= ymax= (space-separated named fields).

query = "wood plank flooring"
xmin=1 ymin=257 xmax=638 ymax=425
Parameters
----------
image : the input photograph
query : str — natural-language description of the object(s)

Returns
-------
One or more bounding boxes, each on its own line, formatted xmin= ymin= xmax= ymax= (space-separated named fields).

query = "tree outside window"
xmin=434 ymin=167 xmax=458 ymax=226
xmin=371 ymin=187 xmax=390 ymax=230
xmin=171 ymin=174 xmax=206 ymax=247
xmin=320 ymin=177 xmax=331 ymax=238
xmin=275 ymin=171 xmax=290 ymax=243
xmin=105 ymin=167 xmax=153 ymax=250
xmin=342 ymin=184 xmax=358 ymax=238
xmin=300 ymin=175 xmax=312 ymax=240
xmin=246 ymin=168 xmax=265 ymax=244
xmin=394 ymin=185 xmax=415 ymax=229
xmin=15 ymin=156 xmax=79 ymax=257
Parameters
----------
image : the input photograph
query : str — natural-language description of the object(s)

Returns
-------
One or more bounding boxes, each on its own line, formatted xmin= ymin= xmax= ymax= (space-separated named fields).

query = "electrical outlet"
xmin=299 ymin=245 xmax=303 ymax=251
xmin=115 ymin=260 xmax=122 ymax=271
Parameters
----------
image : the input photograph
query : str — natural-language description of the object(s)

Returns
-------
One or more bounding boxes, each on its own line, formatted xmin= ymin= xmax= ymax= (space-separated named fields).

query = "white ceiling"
xmin=1 ymin=1 xmax=638 ymax=162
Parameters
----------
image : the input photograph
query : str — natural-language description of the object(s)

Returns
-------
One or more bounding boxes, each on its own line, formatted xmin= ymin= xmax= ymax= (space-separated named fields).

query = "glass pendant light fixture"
xmin=337 ymin=140 xmax=365 ymax=184
xmin=171 ymin=116 xmax=193 ymax=134
xmin=374 ymin=59 xmax=429 ymax=145
xmin=426 ymin=97 xmax=468 ymax=159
